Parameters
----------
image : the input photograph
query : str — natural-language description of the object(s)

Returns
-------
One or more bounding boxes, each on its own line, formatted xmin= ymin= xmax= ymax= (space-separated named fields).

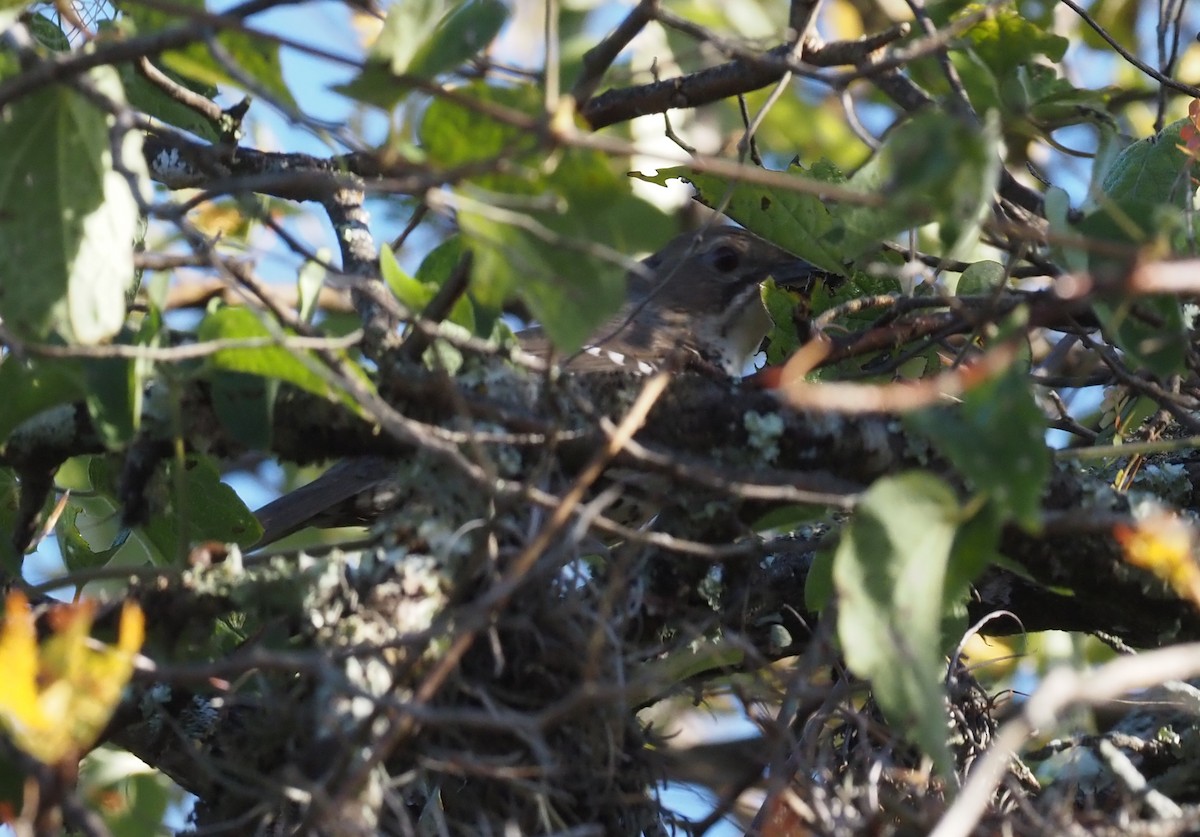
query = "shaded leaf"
xmin=420 ymin=83 xmax=672 ymax=351
xmin=0 ymin=469 xmax=23 ymax=576
xmin=84 ymin=358 xmax=139 ymax=447
xmin=954 ymin=260 xmax=1006 ymax=295
xmin=140 ymin=454 xmax=262 ymax=555
xmin=1093 ymin=297 xmax=1187 ymax=380
xmin=1078 ymin=119 xmax=1194 ymax=249
xmin=210 ymin=371 xmax=275 ymax=450
xmin=846 ymin=109 xmax=1001 ymax=260
xmin=0 ymin=356 xmax=85 ymax=444
xmin=906 ymin=360 xmax=1049 ymax=531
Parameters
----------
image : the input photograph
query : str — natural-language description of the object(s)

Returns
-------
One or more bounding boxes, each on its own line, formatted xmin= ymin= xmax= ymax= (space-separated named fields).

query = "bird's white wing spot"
xmin=581 ymin=344 xmax=655 ymax=374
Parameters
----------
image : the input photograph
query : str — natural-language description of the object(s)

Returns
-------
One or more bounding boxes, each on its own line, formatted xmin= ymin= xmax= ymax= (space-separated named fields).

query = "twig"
xmin=931 ymin=643 xmax=1200 ymax=837
xmin=1058 ymin=0 xmax=1200 ymax=98
xmin=571 ymin=0 xmax=658 ymax=104
xmin=320 ymin=371 xmax=674 ymax=822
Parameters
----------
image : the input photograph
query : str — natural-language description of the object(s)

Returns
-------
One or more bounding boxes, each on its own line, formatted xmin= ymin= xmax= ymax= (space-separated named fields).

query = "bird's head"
xmin=619 ymin=227 xmax=823 ymax=375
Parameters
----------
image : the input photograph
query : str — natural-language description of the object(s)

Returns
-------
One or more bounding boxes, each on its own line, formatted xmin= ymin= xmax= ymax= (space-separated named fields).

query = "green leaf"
xmin=380 ymin=245 xmax=428 ymax=313
xmin=1078 ymin=119 xmax=1193 ymax=247
xmin=846 ymin=109 xmax=1002 ymax=261
xmin=141 ymin=453 xmax=261 ymax=556
xmin=1020 ymin=64 xmax=1112 ymax=131
xmin=749 ymin=503 xmax=826 ymax=533
xmin=53 ymin=452 xmax=260 ymax=574
xmin=0 ymin=69 xmax=145 ymax=344
xmin=630 ymin=164 xmax=853 ymax=275
xmin=458 ymin=207 xmax=628 ymax=351
xmin=419 ymin=83 xmax=543 ymax=189
xmin=59 ymin=505 xmax=125 ymax=572
xmin=382 ymin=242 xmax=476 ymax=334
xmin=52 ymin=457 xmax=172 ymax=572
xmin=421 ymin=83 xmax=673 ymax=351
xmin=954 ymin=260 xmax=1006 ymax=295
xmin=210 ymin=371 xmax=275 ymax=449
xmin=120 ymin=0 xmax=293 ymax=107
xmin=1101 ymin=119 xmax=1193 ymax=211
xmin=955 ymin=5 xmax=1068 ymax=77
xmin=905 ymin=361 xmax=1048 ymax=531
xmin=82 ymin=747 xmax=180 ymax=837
xmin=762 ymin=280 xmax=806 ymax=365
xmin=337 ymin=0 xmax=508 ymax=108
xmin=804 ymin=547 xmax=835 ymax=612
xmin=415 ymin=235 xmax=466 ymax=285
xmin=1045 ymin=186 xmax=1087 ymax=274
xmin=946 ymin=500 xmax=1004 ymax=604
xmin=118 ymin=61 xmax=221 ymax=144
xmin=0 ymin=748 xmax=25 ymax=821
xmin=834 ymin=472 xmax=961 ymax=777
xmin=27 ymin=13 xmax=70 ymax=51
xmin=405 ymin=0 xmax=508 ymax=78
xmin=0 ymin=356 xmax=86 ymax=444
xmin=635 ymin=107 xmax=1001 ymax=272
xmin=1093 ymin=297 xmax=1188 ymax=379
xmin=197 ymin=306 xmax=372 ymax=410
xmin=297 ymin=254 xmax=328 ymax=325
xmin=84 ymin=353 xmax=147 ymax=447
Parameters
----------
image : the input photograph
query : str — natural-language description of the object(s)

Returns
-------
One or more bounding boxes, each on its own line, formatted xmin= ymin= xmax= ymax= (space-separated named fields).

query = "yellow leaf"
xmin=0 ymin=593 xmax=143 ymax=765
xmin=1114 ymin=512 xmax=1200 ymax=606
xmin=0 ymin=593 xmax=53 ymax=748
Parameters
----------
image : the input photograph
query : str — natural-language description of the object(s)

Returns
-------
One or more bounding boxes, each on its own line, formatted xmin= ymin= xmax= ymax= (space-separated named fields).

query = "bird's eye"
xmin=709 ymin=245 xmax=741 ymax=273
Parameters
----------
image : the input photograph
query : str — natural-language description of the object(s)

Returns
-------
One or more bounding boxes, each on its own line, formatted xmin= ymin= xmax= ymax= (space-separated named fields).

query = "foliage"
xmin=2 ymin=0 xmax=1200 ymax=833
xmin=0 ymin=592 xmax=143 ymax=765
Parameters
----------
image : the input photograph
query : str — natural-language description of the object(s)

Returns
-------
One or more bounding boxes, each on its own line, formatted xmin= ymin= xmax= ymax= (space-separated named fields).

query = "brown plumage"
xmin=252 ymin=227 xmax=818 ymax=547
xmin=517 ymin=226 xmax=818 ymax=375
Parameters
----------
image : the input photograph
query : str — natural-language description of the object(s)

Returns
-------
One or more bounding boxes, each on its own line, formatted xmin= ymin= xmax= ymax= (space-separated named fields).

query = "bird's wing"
xmin=253 ymin=456 xmax=396 ymax=547
xmin=516 ymin=324 xmax=659 ymax=374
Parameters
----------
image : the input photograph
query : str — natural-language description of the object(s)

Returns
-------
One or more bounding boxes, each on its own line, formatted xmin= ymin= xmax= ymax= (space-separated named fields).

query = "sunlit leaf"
xmin=197 ymin=306 xmax=373 ymax=412
xmin=0 ymin=591 xmax=143 ymax=765
xmin=119 ymin=0 xmax=293 ymax=107
xmin=336 ymin=0 xmax=508 ymax=108
xmin=955 ymin=5 xmax=1067 ymax=76
xmin=834 ymin=472 xmax=961 ymax=777
xmin=81 ymin=747 xmax=180 ymax=837
xmin=404 ymin=0 xmax=508 ymax=79
xmin=630 ymin=164 xmax=852 ymax=275
xmin=0 ymin=68 xmax=145 ymax=344
xmin=1114 ymin=511 xmax=1200 ymax=605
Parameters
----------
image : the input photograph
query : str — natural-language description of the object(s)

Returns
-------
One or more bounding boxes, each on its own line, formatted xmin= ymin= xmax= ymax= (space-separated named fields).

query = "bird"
xmin=518 ymin=226 xmax=817 ymax=376
xmin=251 ymin=226 xmax=821 ymax=548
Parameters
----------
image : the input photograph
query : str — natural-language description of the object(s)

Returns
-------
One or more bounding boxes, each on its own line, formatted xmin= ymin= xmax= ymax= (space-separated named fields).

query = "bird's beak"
xmin=763 ymin=259 xmax=832 ymax=294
